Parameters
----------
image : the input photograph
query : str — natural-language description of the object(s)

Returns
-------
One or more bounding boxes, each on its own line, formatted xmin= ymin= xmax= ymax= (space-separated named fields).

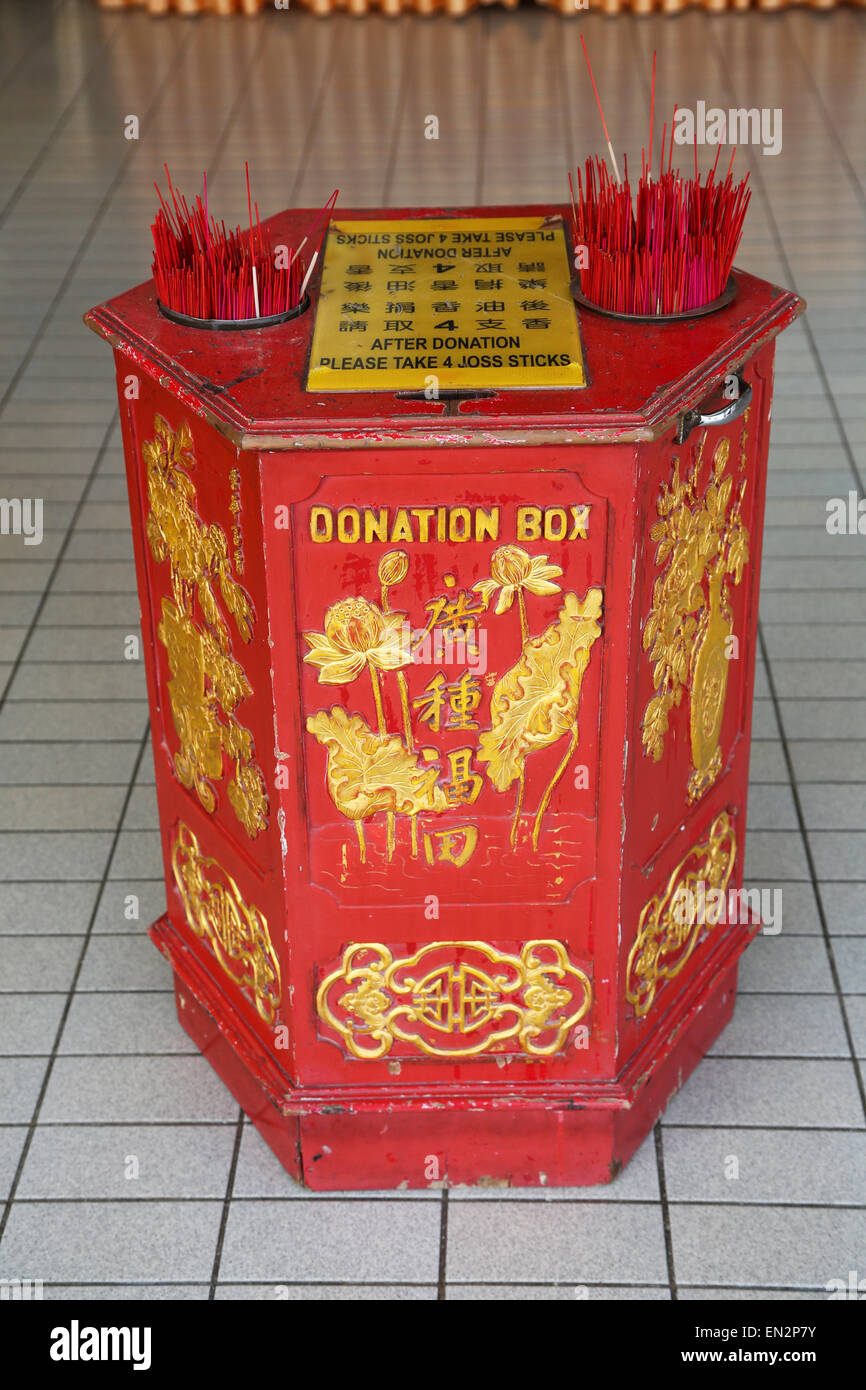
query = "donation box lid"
xmin=85 ymin=203 xmax=804 ymax=451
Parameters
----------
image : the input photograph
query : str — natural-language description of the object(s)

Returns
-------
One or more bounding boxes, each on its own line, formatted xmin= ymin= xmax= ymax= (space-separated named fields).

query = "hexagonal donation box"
xmin=86 ymin=204 xmax=803 ymax=1189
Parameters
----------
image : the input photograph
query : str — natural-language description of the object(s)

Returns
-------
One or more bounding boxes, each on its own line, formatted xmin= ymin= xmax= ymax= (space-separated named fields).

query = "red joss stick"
xmin=151 ymin=169 xmax=338 ymax=323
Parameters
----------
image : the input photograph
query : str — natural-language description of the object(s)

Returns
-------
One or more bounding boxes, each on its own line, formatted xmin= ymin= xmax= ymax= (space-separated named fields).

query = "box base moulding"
xmin=151 ymin=911 xmax=758 ymax=1190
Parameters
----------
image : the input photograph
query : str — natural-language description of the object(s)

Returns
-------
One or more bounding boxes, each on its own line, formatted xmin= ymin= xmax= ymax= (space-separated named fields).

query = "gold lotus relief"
xmin=317 ymin=939 xmax=592 ymax=1059
xmin=171 ymin=822 xmax=281 ymax=1025
xmin=303 ymin=543 xmax=603 ymax=866
xmin=144 ymin=415 xmax=268 ymax=838
xmin=626 ymin=810 xmax=737 ymax=1019
xmin=642 ymin=425 xmax=750 ymax=804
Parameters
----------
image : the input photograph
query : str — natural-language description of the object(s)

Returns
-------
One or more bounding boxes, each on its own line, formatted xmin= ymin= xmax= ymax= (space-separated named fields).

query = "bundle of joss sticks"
xmin=570 ymin=45 xmax=751 ymax=316
xmin=152 ymin=165 xmax=337 ymax=322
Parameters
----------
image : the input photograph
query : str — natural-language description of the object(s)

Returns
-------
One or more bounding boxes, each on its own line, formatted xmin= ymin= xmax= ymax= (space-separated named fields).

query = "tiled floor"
xmin=0 ymin=0 xmax=864 ymax=1301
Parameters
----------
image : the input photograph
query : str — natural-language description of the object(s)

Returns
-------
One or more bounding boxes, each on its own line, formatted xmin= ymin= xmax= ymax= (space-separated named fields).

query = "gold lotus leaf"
xmin=307 ymin=707 xmax=449 ymax=822
xmin=477 ymin=589 xmax=603 ymax=793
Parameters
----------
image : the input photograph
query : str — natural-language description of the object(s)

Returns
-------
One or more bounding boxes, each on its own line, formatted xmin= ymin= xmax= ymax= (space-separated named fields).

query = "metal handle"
xmin=676 ymin=376 xmax=753 ymax=444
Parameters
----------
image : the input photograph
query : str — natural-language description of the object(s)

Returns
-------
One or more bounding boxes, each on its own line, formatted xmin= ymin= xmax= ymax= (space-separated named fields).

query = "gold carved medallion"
xmin=642 ymin=428 xmax=750 ymax=803
xmin=317 ymin=939 xmax=592 ymax=1059
xmin=626 ymin=811 xmax=737 ymax=1018
xmin=144 ymin=416 xmax=268 ymax=837
xmin=172 ymin=822 xmax=281 ymax=1024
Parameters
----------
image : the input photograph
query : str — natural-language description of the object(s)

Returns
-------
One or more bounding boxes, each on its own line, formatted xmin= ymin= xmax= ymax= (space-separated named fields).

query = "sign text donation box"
xmin=86 ymin=205 xmax=803 ymax=1189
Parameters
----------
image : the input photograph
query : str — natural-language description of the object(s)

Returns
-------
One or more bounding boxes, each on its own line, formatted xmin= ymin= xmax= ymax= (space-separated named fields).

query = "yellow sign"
xmin=306 ymin=216 xmax=585 ymax=393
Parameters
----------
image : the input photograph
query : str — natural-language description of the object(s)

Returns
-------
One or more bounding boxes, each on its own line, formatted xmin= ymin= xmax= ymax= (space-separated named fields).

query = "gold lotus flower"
xmin=378 ymin=549 xmax=409 ymax=588
xmin=303 ymin=597 xmax=407 ymax=686
xmin=473 ymin=545 xmax=563 ymax=617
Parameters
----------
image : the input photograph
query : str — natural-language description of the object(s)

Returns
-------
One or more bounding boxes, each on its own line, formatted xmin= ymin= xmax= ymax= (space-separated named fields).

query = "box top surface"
xmin=85 ymin=203 xmax=804 ymax=450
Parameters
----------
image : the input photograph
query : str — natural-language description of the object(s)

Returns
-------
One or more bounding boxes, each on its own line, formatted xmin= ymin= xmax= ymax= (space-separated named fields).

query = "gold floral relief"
xmin=478 ymin=587 xmax=603 ymax=849
xmin=144 ymin=415 xmax=268 ymax=838
xmin=626 ymin=811 xmax=737 ymax=1019
xmin=642 ymin=426 xmax=750 ymax=804
xmin=303 ymin=543 xmax=603 ymax=866
xmin=317 ymin=939 xmax=592 ymax=1059
xmin=171 ymin=822 xmax=281 ymax=1025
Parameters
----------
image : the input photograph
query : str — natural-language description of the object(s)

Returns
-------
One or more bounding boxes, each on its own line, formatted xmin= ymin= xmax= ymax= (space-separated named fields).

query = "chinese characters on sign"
xmin=307 ymin=216 xmax=586 ymax=392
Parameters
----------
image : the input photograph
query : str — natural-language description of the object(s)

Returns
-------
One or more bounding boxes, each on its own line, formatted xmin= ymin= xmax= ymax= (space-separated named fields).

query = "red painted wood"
xmin=87 ymin=203 xmax=804 ymax=1189
xmin=86 ymin=203 xmax=801 ymax=447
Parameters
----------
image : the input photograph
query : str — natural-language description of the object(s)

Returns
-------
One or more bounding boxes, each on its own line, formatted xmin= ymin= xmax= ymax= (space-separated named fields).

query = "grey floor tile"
xmin=820 ymin=884 xmax=866 ymax=937
xmin=0 ymin=1201 xmax=222 ymax=1284
xmin=743 ymin=831 xmax=810 ymax=882
xmin=790 ymin=741 xmax=866 ymax=784
xmin=215 ymin=1282 xmax=437 ymax=1300
xmin=709 ymin=994 xmax=849 ymax=1059
xmin=770 ymin=661 xmax=866 ymax=700
xmin=121 ymin=785 xmax=159 ymax=831
xmin=107 ymin=830 xmax=164 ymax=880
xmin=749 ymin=701 xmax=781 ymax=740
xmin=0 ymin=882 xmax=99 ymax=935
xmin=43 ymin=1284 xmax=209 ymax=1300
xmin=6 ymin=663 xmax=144 ymax=703
xmin=0 ymin=701 xmax=147 ymax=742
xmin=445 ymin=1202 xmax=669 ymax=1286
xmin=77 ymin=933 xmax=172 ymax=993
xmin=220 ymin=1199 xmax=441 ymax=1284
xmin=845 ymin=998 xmax=866 ymax=1059
xmin=40 ymin=1057 xmax=240 ymax=1123
xmin=0 ymin=1057 xmax=49 ymax=1122
xmin=737 ymin=934 xmax=834 ymax=994
xmin=741 ymin=881 xmax=821 ymax=935
xmin=0 ymin=741 xmax=141 ymax=786
xmin=810 ymin=831 xmax=866 ymax=881
xmin=445 ymin=1284 xmax=670 ymax=1300
xmin=748 ymin=742 xmax=789 ymax=784
xmin=25 ymin=625 xmax=138 ymax=662
xmin=831 ymin=937 xmax=866 ymax=994
xmin=662 ymin=1059 xmax=864 ymax=1129
xmin=16 ymin=1124 xmax=236 ymax=1200
xmin=800 ymin=785 xmax=866 ymax=832
xmin=780 ymin=700 xmax=866 ymax=742
xmin=0 ymin=786 xmax=126 ymax=832
xmin=0 ymin=934 xmax=83 ymax=993
xmin=0 ymin=833 xmax=113 ymax=882
xmin=679 ymin=1285 xmax=834 ymax=1300
xmin=662 ymin=1127 xmax=866 ymax=1205
xmin=92 ymin=880 xmax=167 ymax=934
xmin=668 ymin=1206 xmax=866 ymax=1290
xmin=745 ymin=784 xmax=799 ymax=831
xmin=0 ymin=993 xmax=66 ymax=1055
xmin=59 ymin=991 xmax=193 ymax=1055
xmin=0 ymin=1127 xmax=27 ymax=1201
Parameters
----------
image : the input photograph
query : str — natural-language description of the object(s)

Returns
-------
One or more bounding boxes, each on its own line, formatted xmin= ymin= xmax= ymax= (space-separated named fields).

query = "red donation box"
xmin=86 ymin=206 xmax=803 ymax=1190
